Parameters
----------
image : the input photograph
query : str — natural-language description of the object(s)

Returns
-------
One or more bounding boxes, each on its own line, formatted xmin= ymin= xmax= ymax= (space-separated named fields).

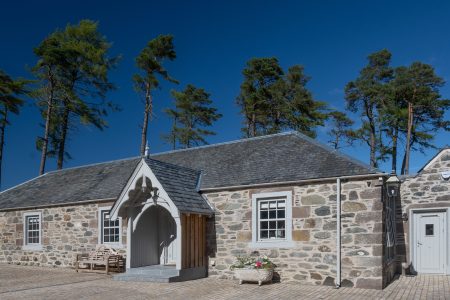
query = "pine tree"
xmin=237 ymin=58 xmax=327 ymax=138
xmin=345 ymin=49 xmax=393 ymax=168
xmin=327 ymin=111 xmax=354 ymax=149
xmin=165 ymin=84 xmax=221 ymax=148
xmin=134 ymin=34 xmax=177 ymax=155
xmin=33 ymin=20 xmax=119 ymax=170
xmin=0 ymin=70 xmax=27 ymax=188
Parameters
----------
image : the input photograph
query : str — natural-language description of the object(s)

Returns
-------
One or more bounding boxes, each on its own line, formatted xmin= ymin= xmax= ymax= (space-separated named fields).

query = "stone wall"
xmin=398 ymin=149 xmax=450 ymax=266
xmin=0 ymin=201 xmax=126 ymax=267
xmin=205 ymin=178 xmax=386 ymax=289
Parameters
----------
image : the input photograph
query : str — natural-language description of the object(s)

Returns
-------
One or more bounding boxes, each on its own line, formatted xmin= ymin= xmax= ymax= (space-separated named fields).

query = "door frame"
xmin=410 ymin=207 xmax=449 ymax=274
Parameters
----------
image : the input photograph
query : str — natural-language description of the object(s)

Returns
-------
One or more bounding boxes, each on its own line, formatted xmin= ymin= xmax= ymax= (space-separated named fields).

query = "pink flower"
xmin=255 ymin=261 xmax=262 ymax=268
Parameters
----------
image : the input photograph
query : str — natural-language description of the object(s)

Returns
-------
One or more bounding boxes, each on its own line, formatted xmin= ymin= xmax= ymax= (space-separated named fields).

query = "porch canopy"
xmin=110 ymin=158 xmax=213 ymax=271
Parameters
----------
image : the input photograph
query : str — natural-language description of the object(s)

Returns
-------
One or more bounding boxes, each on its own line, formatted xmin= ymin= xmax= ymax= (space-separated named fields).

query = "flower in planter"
xmin=230 ymin=255 xmax=274 ymax=270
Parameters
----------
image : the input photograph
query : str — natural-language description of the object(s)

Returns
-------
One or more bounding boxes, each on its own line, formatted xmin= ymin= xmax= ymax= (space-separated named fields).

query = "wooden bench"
xmin=75 ymin=245 xmax=125 ymax=275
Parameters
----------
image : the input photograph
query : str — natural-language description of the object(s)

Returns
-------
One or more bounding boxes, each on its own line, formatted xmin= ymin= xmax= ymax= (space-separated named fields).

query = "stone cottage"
xmin=397 ymin=147 xmax=450 ymax=275
xmin=0 ymin=132 xmax=398 ymax=289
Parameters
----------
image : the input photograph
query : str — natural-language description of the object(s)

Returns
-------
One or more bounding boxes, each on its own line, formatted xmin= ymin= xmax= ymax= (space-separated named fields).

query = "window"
xmin=251 ymin=191 xmax=293 ymax=248
xmin=98 ymin=208 xmax=122 ymax=245
xmin=23 ymin=212 xmax=42 ymax=250
xmin=258 ymin=199 xmax=286 ymax=240
xmin=425 ymin=224 xmax=434 ymax=236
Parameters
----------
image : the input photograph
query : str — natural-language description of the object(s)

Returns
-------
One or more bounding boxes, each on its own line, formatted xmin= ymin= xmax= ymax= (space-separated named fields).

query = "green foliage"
xmin=164 ymin=84 xmax=222 ymax=148
xmin=237 ymin=57 xmax=327 ymax=138
xmin=32 ymin=19 xmax=118 ymax=168
xmin=388 ymin=62 xmax=449 ymax=174
xmin=327 ymin=111 xmax=354 ymax=149
xmin=133 ymin=34 xmax=178 ymax=155
xmin=345 ymin=49 xmax=449 ymax=173
xmin=0 ymin=70 xmax=28 ymax=187
xmin=230 ymin=255 xmax=274 ymax=270
xmin=0 ymin=70 xmax=27 ymax=117
xmin=133 ymin=34 xmax=178 ymax=94
xmin=345 ymin=49 xmax=393 ymax=168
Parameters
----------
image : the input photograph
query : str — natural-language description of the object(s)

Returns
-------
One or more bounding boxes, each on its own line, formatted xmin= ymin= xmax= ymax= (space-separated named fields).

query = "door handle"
xmin=417 ymin=241 xmax=422 ymax=246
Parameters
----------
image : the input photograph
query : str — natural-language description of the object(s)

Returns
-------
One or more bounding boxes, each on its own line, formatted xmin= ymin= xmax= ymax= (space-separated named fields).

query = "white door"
xmin=414 ymin=212 xmax=446 ymax=274
xmin=159 ymin=212 xmax=177 ymax=265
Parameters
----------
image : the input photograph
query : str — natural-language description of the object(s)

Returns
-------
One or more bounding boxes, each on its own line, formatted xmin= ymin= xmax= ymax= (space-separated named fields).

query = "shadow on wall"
xmin=395 ymin=193 xmax=417 ymax=276
xmin=206 ymin=214 xmax=217 ymax=275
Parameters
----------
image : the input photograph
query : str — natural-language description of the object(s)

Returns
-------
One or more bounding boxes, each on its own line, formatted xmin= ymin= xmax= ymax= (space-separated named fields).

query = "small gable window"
xmin=252 ymin=191 xmax=293 ymax=248
xmin=23 ymin=211 xmax=42 ymax=250
xmin=98 ymin=207 xmax=122 ymax=246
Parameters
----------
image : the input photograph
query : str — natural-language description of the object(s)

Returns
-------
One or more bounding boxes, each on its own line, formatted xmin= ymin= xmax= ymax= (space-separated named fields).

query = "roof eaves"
xmin=44 ymin=156 xmax=141 ymax=175
xmin=0 ymin=172 xmax=48 ymax=195
xmin=199 ymin=172 xmax=387 ymax=192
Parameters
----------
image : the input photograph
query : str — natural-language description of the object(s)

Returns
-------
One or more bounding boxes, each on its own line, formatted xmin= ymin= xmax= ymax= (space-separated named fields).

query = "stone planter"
xmin=234 ymin=268 xmax=273 ymax=286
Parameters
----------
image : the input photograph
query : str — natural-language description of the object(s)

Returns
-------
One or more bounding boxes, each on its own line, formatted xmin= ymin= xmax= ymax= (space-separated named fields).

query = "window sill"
xmin=101 ymin=243 xmax=124 ymax=249
xmin=249 ymin=240 xmax=295 ymax=249
xmin=22 ymin=244 xmax=43 ymax=251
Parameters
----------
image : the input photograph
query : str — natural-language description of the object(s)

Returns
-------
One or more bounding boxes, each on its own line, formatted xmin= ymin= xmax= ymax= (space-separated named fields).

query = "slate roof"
xmin=144 ymin=158 xmax=212 ymax=214
xmin=0 ymin=131 xmax=380 ymax=211
xmin=152 ymin=131 xmax=379 ymax=189
xmin=0 ymin=158 xmax=141 ymax=210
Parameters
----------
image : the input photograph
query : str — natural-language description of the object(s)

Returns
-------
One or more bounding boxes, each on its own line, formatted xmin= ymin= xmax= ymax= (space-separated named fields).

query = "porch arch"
xmin=130 ymin=205 xmax=179 ymax=268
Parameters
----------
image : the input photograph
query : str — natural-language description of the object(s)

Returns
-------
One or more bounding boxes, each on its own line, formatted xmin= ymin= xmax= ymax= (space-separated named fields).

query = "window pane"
xmin=277 ymin=210 xmax=285 ymax=218
xmin=277 ymin=230 xmax=285 ymax=238
xmin=260 ymin=202 xmax=268 ymax=209
xmin=268 ymin=230 xmax=276 ymax=238
xmin=261 ymin=221 xmax=268 ymax=229
xmin=278 ymin=201 xmax=286 ymax=208
xmin=269 ymin=201 xmax=277 ymax=209
xmin=269 ymin=210 xmax=276 ymax=219
xmin=269 ymin=221 xmax=277 ymax=229
xmin=277 ymin=220 xmax=285 ymax=229
xmin=260 ymin=211 xmax=268 ymax=219
xmin=426 ymin=224 xmax=434 ymax=236
xmin=260 ymin=230 xmax=268 ymax=239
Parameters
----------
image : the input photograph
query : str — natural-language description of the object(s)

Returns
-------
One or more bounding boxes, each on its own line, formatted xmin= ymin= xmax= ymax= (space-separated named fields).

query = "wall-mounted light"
xmin=386 ymin=171 xmax=400 ymax=198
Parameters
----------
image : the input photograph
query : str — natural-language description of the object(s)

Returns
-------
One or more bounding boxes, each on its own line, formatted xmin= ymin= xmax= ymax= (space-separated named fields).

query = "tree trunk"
xmin=369 ymin=128 xmax=377 ymax=168
xmin=251 ymin=112 xmax=256 ymax=137
xmin=391 ymin=127 xmax=398 ymax=173
xmin=404 ymin=102 xmax=413 ymax=175
xmin=0 ymin=107 xmax=8 ymax=189
xmin=39 ymin=69 xmax=55 ymax=175
xmin=401 ymin=149 xmax=407 ymax=175
xmin=57 ymin=104 xmax=70 ymax=170
xmin=140 ymin=85 xmax=151 ymax=156
xmin=172 ymin=117 xmax=177 ymax=150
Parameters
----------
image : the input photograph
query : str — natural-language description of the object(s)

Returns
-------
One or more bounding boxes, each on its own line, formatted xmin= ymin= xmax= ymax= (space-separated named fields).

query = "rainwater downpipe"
xmin=336 ymin=177 xmax=341 ymax=288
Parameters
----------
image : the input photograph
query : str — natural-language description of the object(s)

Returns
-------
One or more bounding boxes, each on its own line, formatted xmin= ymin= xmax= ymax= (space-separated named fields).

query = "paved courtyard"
xmin=1 ymin=264 xmax=449 ymax=299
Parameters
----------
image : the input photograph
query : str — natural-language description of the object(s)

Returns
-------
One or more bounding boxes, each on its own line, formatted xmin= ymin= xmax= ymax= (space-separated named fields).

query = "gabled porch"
xmin=109 ymin=158 xmax=213 ymax=282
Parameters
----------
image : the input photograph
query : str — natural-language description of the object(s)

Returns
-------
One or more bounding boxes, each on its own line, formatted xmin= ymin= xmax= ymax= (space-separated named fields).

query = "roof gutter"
xmin=0 ymin=197 xmax=117 ymax=212
xmin=199 ymin=173 xmax=387 ymax=193
xmin=336 ymin=177 xmax=342 ymax=289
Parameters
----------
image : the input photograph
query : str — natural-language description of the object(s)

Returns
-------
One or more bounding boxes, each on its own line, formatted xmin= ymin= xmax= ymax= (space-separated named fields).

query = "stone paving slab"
xmin=1 ymin=264 xmax=450 ymax=299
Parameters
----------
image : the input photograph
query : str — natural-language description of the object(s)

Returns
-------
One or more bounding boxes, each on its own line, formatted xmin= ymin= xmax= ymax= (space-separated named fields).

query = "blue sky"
xmin=1 ymin=0 xmax=450 ymax=189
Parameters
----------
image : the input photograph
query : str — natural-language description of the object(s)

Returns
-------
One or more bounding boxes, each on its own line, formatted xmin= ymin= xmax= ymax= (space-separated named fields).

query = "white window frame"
xmin=98 ymin=207 xmax=123 ymax=247
xmin=251 ymin=191 xmax=293 ymax=248
xmin=23 ymin=211 xmax=43 ymax=251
